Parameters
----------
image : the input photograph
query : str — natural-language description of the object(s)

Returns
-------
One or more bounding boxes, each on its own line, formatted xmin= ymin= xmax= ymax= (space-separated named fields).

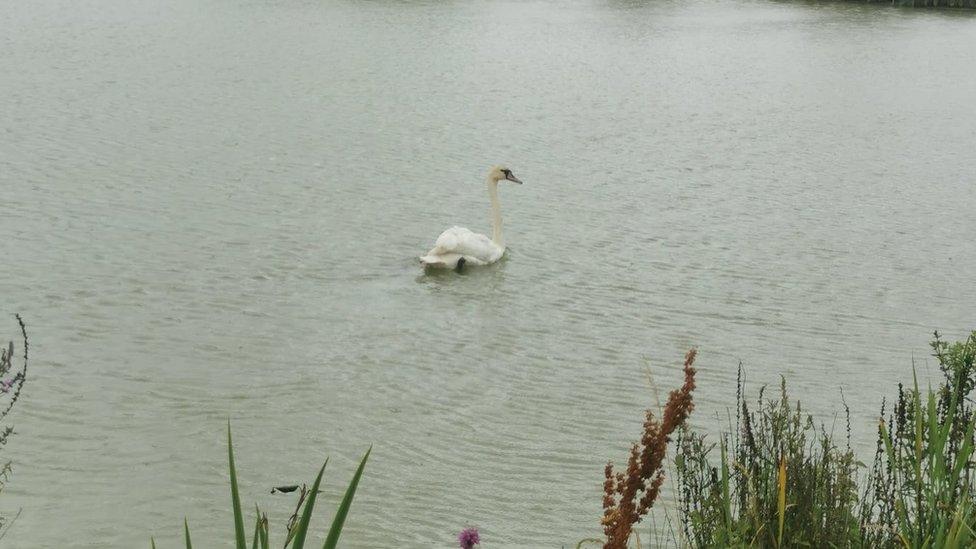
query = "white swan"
xmin=420 ymin=165 xmax=523 ymax=271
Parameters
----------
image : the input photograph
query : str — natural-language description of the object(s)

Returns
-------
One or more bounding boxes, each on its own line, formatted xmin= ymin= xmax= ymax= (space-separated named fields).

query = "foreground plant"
xmin=670 ymin=331 xmax=976 ymax=549
xmin=601 ymin=349 xmax=698 ymax=549
xmin=458 ymin=527 xmax=481 ymax=548
xmin=675 ymin=369 xmax=859 ymax=547
xmin=155 ymin=424 xmax=369 ymax=549
xmin=862 ymin=331 xmax=976 ymax=548
xmin=0 ymin=314 xmax=28 ymax=540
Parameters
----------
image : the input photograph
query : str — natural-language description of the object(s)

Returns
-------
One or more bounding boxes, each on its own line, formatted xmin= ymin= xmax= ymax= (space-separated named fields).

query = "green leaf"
xmin=719 ymin=440 xmax=732 ymax=535
xmin=323 ymin=447 xmax=371 ymax=549
xmin=291 ymin=459 xmax=329 ymax=549
xmin=251 ymin=506 xmax=260 ymax=549
xmin=777 ymin=456 xmax=786 ymax=547
xmin=228 ymin=422 xmax=247 ymax=549
xmin=259 ymin=515 xmax=270 ymax=549
xmin=184 ymin=518 xmax=192 ymax=549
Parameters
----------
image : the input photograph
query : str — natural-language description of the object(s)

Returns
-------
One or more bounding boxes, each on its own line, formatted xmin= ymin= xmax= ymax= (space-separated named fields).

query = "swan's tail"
xmin=420 ymin=253 xmax=484 ymax=270
xmin=419 ymin=253 xmax=457 ymax=270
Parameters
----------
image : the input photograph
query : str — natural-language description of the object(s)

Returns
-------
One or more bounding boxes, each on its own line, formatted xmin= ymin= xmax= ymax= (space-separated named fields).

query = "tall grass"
xmin=664 ymin=331 xmax=976 ymax=548
xmin=155 ymin=424 xmax=369 ymax=549
xmin=861 ymin=331 xmax=976 ymax=547
xmin=674 ymin=370 xmax=860 ymax=547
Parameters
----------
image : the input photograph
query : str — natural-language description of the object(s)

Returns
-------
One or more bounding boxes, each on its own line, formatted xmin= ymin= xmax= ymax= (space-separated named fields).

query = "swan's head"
xmin=488 ymin=165 xmax=522 ymax=185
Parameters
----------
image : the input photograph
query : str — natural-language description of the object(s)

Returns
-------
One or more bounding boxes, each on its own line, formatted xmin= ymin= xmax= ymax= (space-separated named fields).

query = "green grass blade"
xmin=948 ymin=416 xmax=976 ymax=489
xmin=151 ymin=537 xmax=157 ymax=549
xmin=251 ymin=506 xmax=260 ymax=549
xmin=777 ymin=456 xmax=786 ymax=547
xmin=719 ymin=440 xmax=732 ymax=536
xmin=228 ymin=422 xmax=247 ymax=549
xmin=880 ymin=421 xmax=912 ymax=542
xmin=323 ymin=447 xmax=371 ymax=549
xmin=184 ymin=518 xmax=192 ymax=549
xmin=292 ymin=458 xmax=329 ymax=549
xmin=259 ymin=515 xmax=270 ymax=549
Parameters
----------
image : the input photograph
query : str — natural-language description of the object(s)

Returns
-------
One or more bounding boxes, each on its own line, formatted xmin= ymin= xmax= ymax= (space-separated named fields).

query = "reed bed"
xmin=634 ymin=330 xmax=976 ymax=549
xmin=674 ymin=370 xmax=860 ymax=547
xmin=861 ymin=331 xmax=976 ymax=547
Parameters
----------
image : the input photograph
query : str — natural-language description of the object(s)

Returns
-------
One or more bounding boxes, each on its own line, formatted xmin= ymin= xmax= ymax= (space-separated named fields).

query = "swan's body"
xmin=420 ymin=166 xmax=522 ymax=271
xmin=420 ymin=226 xmax=504 ymax=269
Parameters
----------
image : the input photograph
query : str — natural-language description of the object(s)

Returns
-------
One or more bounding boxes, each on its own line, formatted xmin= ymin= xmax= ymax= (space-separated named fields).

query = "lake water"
xmin=1 ymin=0 xmax=975 ymax=546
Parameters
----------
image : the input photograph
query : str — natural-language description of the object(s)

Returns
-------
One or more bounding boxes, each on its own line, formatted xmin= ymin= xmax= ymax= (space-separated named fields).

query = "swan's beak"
xmin=505 ymin=173 xmax=523 ymax=184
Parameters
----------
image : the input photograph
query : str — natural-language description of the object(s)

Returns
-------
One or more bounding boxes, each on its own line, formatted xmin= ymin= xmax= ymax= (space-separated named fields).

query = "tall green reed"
xmin=674 ymin=368 xmax=859 ymax=547
xmin=154 ymin=424 xmax=369 ymax=549
xmin=861 ymin=331 xmax=976 ymax=547
xmin=669 ymin=331 xmax=976 ymax=549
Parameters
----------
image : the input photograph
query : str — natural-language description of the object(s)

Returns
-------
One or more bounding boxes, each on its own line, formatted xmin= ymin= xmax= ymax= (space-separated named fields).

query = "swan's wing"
xmin=429 ymin=226 xmax=502 ymax=263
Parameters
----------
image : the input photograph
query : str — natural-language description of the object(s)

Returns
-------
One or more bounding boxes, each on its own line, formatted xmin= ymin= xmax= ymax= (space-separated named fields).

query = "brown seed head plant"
xmin=601 ymin=349 xmax=697 ymax=549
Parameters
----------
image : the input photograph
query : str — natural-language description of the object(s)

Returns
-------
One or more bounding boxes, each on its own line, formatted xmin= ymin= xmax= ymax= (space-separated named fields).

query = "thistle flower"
xmin=458 ymin=527 xmax=480 ymax=549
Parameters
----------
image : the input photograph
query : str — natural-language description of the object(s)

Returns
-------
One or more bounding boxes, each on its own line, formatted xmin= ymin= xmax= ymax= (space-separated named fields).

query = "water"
xmin=1 ymin=0 xmax=975 ymax=546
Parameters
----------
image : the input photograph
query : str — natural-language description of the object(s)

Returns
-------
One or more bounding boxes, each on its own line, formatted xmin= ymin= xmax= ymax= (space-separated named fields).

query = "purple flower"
xmin=458 ymin=527 xmax=480 ymax=549
xmin=0 ymin=378 xmax=13 ymax=393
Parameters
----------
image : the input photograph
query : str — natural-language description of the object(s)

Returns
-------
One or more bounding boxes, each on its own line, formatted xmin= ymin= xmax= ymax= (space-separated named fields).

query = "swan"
xmin=420 ymin=165 xmax=523 ymax=272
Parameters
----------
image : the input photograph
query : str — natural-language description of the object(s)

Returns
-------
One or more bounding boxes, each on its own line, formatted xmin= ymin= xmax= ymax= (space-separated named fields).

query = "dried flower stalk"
xmin=601 ymin=349 xmax=697 ymax=549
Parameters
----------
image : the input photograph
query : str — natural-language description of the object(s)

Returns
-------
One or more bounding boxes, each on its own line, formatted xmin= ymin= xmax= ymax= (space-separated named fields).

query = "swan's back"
xmin=420 ymin=226 xmax=504 ymax=268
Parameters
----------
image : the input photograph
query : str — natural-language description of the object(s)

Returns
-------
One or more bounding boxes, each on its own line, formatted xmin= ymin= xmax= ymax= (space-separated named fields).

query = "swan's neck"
xmin=488 ymin=179 xmax=504 ymax=248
